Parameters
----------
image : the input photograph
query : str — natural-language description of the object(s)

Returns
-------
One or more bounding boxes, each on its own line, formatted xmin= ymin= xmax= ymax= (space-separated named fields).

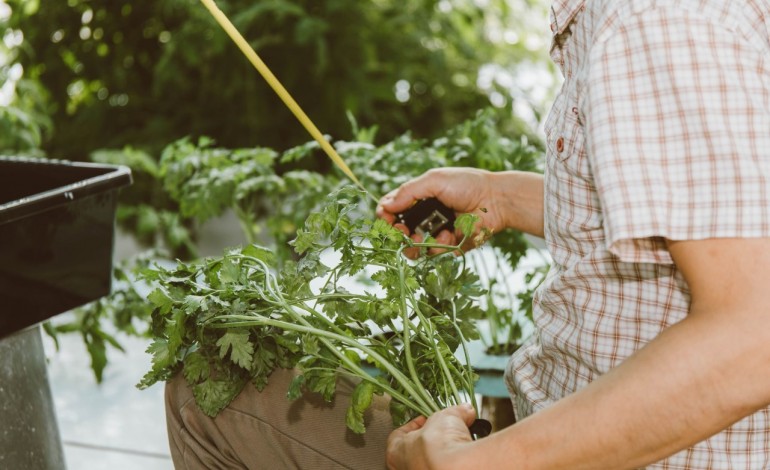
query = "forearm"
xmin=465 ymin=303 xmax=770 ymax=469
xmin=489 ymin=171 xmax=544 ymax=239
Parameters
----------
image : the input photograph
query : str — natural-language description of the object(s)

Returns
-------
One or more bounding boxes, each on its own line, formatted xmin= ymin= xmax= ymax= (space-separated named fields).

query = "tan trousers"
xmin=165 ymin=369 xmax=394 ymax=469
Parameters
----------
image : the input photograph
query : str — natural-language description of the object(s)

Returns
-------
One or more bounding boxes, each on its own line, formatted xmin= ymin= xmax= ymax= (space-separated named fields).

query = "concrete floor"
xmin=43 ymin=212 xmax=247 ymax=470
xmin=45 ymin=323 xmax=173 ymax=470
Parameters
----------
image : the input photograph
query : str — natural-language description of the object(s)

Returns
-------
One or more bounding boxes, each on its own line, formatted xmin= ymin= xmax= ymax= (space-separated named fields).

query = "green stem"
xmin=240 ymin=256 xmax=438 ymax=413
xmin=450 ymin=299 xmax=479 ymax=413
xmin=405 ymin=289 xmax=462 ymax=406
xmin=233 ymin=206 xmax=258 ymax=244
xmin=395 ymin=248 xmax=440 ymax=411
xmin=209 ymin=314 xmax=437 ymax=415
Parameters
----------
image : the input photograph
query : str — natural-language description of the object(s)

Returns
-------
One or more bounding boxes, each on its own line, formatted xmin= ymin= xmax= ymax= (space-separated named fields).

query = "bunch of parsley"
xmin=138 ymin=186 xmax=487 ymax=432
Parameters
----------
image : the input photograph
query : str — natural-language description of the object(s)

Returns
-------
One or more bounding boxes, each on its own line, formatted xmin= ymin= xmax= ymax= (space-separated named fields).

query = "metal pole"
xmin=0 ymin=326 xmax=66 ymax=469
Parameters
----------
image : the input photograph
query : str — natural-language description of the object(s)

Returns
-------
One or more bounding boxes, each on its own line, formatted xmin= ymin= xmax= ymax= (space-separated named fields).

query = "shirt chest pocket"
xmin=545 ymin=93 xmax=591 ymax=183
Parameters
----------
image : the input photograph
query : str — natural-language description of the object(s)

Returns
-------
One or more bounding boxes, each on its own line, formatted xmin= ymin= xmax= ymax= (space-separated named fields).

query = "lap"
xmin=165 ymin=369 xmax=394 ymax=470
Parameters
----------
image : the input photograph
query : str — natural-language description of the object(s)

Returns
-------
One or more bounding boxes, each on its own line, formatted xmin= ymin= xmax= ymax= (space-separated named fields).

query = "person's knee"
xmin=165 ymin=373 xmax=195 ymax=419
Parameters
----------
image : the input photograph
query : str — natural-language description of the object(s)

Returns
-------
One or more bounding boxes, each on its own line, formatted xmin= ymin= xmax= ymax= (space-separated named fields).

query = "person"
xmin=165 ymin=0 xmax=770 ymax=468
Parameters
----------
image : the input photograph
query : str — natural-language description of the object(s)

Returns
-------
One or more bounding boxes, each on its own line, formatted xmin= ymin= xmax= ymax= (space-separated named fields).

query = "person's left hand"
xmin=386 ymin=404 xmax=477 ymax=470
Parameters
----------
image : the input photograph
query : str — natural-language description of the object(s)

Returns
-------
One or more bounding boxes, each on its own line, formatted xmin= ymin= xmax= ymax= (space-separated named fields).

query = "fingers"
xmin=386 ymin=405 xmax=477 ymax=469
xmin=376 ymin=189 xmax=413 ymax=223
xmin=429 ymin=229 xmax=457 ymax=255
xmin=397 ymin=415 xmax=428 ymax=435
xmin=386 ymin=415 xmax=428 ymax=470
xmin=400 ymin=229 xmax=460 ymax=259
xmin=376 ymin=169 xmax=470 ymax=259
xmin=439 ymin=403 xmax=478 ymax=428
xmin=418 ymin=404 xmax=476 ymax=452
xmin=376 ymin=169 xmax=453 ymax=225
xmin=378 ymin=173 xmax=442 ymax=215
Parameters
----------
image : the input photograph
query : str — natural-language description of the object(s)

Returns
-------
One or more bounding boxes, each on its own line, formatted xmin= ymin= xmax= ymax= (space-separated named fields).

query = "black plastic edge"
xmin=0 ymin=156 xmax=133 ymax=225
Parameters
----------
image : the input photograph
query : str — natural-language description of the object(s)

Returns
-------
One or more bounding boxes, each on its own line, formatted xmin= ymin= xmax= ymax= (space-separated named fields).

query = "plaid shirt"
xmin=505 ymin=1 xmax=770 ymax=468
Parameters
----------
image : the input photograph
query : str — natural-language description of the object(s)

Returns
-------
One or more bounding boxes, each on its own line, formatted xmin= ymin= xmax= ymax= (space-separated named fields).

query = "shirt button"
xmin=550 ymin=23 xmax=556 ymax=32
xmin=556 ymin=137 xmax=565 ymax=153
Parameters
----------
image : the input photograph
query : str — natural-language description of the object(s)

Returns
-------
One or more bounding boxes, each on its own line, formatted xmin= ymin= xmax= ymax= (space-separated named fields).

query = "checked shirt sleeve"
xmin=581 ymin=5 xmax=770 ymax=264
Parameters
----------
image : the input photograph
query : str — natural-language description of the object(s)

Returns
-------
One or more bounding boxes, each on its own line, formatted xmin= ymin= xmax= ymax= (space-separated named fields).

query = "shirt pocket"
xmin=547 ymin=96 xmax=591 ymax=183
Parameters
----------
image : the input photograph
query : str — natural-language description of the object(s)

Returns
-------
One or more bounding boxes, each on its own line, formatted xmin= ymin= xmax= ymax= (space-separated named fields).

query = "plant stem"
xmin=395 ymin=248 xmax=441 ymax=411
xmin=208 ymin=314 xmax=437 ymax=415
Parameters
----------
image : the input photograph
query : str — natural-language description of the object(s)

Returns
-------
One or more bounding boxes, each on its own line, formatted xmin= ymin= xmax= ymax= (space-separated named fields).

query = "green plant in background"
xmin=4 ymin=0 xmax=553 ymax=159
xmin=91 ymin=147 xmax=198 ymax=259
xmin=157 ymin=109 xmax=543 ymax=260
xmin=471 ymin=249 xmax=549 ymax=356
xmin=139 ymin=186 xmax=487 ymax=431
xmin=158 ymin=136 xmax=333 ymax=248
xmin=45 ymin=257 xmax=156 ymax=383
xmin=0 ymin=1 xmax=51 ymax=155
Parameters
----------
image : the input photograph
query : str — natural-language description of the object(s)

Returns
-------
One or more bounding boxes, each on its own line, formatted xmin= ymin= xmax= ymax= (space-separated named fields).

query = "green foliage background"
xmin=1 ymin=0 xmax=553 ymax=158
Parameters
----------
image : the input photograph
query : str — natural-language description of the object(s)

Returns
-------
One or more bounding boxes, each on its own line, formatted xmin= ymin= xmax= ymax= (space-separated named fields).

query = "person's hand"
xmin=386 ymin=404 xmax=477 ymax=470
xmin=376 ymin=168 xmax=505 ymax=257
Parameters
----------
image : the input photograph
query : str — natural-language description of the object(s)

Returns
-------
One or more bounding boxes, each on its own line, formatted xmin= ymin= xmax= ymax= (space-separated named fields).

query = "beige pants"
xmin=165 ymin=369 xmax=394 ymax=469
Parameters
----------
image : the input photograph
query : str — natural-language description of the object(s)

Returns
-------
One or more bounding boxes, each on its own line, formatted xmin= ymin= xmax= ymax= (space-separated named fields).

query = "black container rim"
xmin=0 ymin=156 xmax=133 ymax=225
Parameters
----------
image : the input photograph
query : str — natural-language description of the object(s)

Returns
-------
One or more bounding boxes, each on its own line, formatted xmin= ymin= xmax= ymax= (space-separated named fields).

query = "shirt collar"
xmin=549 ymin=0 xmax=585 ymax=36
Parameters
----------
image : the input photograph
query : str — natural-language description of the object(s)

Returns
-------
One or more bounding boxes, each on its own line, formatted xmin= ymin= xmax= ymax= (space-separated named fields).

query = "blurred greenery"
xmin=1 ymin=0 xmax=554 ymax=159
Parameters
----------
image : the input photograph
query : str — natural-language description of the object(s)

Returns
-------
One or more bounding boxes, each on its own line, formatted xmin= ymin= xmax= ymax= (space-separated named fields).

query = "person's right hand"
xmin=385 ymin=404 xmax=477 ymax=470
xmin=376 ymin=168 xmax=507 ymax=257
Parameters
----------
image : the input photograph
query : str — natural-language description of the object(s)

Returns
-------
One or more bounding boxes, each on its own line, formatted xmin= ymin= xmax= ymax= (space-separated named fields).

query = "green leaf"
xmin=147 ymin=288 xmax=173 ymax=314
xmin=306 ymin=368 xmax=337 ymax=401
xmin=146 ymin=338 xmax=174 ymax=371
xmin=287 ymin=374 xmax=306 ymax=401
xmin=183 ymin=295 xmax=208 ymax=314
xmin=192 ymin=378 xmax=240 ymax=417
xmin=454 ymin=213 xmax=479 ymax=239
xmin=297 ymin=251 xmax=330 ymax=280
xmin=219 ymin=258 xmax=241 ymax=284
xmin=280 ymin=140 xmax=320 ymax=164
xmin=302 ymin=334 xmax=320 ymax=355
xmin=86 ymin=335 xmax=107 ymax=384
xmin=424 ymin=257 xmax=461 ymax=301
xmin=345 ymin=381 xmax=375 ymax=434
xmin=216 ymin=331 xmax=255 ymax=370
xmin=183 ymin=351 xmax=210 ymax=384
xmin=242 ymin=244 xmax=277 ymax=265
xmin=291 ymin=229 xmax=318 ymax=255
xmin=389 ymin=400 xmax=411 ymax=428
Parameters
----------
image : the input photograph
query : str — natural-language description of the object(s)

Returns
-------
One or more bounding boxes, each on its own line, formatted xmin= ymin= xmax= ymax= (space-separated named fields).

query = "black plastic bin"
xmin=0 ymin=156 xmax=132 ymax=337
xmin=0 ymin=156 xmax=131 ymax=469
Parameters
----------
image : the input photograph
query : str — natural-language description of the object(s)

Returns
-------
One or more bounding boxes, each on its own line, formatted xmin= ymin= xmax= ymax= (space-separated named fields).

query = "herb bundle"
xmin=139 ymin=186 xmax=487 ymax=432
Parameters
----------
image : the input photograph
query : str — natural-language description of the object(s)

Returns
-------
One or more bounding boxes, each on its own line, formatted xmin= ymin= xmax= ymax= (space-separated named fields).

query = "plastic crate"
xmin=0 ymin=157 xmax=132 ymax=338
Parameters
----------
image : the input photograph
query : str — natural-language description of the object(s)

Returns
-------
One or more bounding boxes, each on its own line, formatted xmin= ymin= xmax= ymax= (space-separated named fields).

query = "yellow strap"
xmin=200 ymin=0 xmax=375 ymax=200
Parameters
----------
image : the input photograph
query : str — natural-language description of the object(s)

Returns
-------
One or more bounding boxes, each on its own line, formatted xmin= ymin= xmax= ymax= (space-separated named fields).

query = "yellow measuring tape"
xmin=199 ymin=0 xmax=377 ymax=201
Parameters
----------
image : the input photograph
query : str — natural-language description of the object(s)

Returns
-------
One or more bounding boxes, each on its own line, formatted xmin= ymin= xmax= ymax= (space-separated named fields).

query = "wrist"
xmin=488 ymin=171 xmax=544 ymax=237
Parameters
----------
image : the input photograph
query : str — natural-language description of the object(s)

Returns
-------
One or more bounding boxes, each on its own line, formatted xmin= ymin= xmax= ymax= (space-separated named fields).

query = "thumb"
xmin=379 ymin=173 xmax=447 ymax=215
xmin=378 ymin=187 xmax=421 ymax=216
xmin=443 ymin=403 xmax=477 ymax=427
xmin=426 ymin=403 xmax=477 ymax=430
